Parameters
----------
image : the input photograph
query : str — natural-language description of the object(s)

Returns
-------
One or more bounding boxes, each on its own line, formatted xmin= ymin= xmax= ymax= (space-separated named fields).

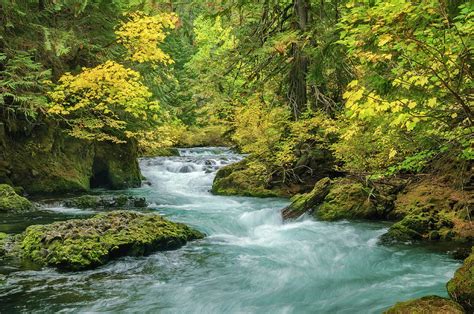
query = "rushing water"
xmin=0 ymin=147 xmax=460 ymax=313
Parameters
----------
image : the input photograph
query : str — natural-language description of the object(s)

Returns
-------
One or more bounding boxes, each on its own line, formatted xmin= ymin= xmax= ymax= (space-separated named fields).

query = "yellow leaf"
xmin=389 ymin=149 xmax=397 ymax=159
xmin=378 ymin=34 xmax=393 ymax=47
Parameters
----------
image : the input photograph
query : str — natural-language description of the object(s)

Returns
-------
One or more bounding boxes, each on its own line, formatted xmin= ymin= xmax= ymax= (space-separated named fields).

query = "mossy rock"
xmin=380 ymin=210 xmax=457 ymax=243
xmin=13 ymin=211 xmax=204 ymax=271
xmin=0 ymin=184 xmax=34 ymax=213
xmin=381 ymin=180 xmax=473 ymax=243
xmin=447 ymin=249 xmax=474 ymax=312
xmin=64 ymin=195 xmax=148 ymax=209
xmin=212 ymin=160 xmax=285 ymax=198
xmin=315 ymin=178 xmax=391 ymax=221
xmin=384 ymin=295 xmax=465 ymax=314
xmin=282 ymin=178 xmax=331 ymax=220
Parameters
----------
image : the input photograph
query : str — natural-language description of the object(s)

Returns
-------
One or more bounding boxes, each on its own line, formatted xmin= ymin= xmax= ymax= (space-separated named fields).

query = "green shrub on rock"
xmin=0 ymin=184 xmax=34 ymax=212
xmin=447 ymin=249 xmax=474 ymax=312
xmin=384 ymin=295 xmax=464 ymax=314
xmin=15 ymin=211 xmax=204 ymax=271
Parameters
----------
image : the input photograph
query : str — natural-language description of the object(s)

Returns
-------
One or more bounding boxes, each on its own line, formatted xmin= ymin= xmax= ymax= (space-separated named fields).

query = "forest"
xmin=0 ymin=0 xmax=472 ymax=313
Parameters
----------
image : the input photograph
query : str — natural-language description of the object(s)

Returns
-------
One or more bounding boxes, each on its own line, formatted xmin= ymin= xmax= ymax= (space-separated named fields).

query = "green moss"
xmin=315 ymin=178 xmax=389 ymax=221
xmin=384 ymin=295 xmax=464 ymax=314
xmin=16 ymin=211 xmax=204 ymax=271
xmin=282 ymin=178 xmax=331 ymax=220
xmin=381 ymin=205 xmax=468 ymax=244
xmin=447 ymin=249 xmax=474 ymax=312
xmin=0 ymin=184 xmax=34 ymax=212
xmin=212 ymin=160 xmax=285 ymax=198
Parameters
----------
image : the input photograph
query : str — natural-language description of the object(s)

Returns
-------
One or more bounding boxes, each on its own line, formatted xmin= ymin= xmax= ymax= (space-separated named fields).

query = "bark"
xmin=288 ymin=0 xmax=310 ymax=119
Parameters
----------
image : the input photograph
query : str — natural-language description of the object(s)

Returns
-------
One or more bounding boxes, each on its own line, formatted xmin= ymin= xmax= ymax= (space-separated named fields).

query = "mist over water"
xmin=0 ymin=147 xmax=460 ymax=313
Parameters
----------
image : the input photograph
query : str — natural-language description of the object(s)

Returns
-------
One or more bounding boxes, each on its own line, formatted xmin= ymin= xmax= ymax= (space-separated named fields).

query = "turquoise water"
xmin=0 ymin=147 xmax=460 ymax=313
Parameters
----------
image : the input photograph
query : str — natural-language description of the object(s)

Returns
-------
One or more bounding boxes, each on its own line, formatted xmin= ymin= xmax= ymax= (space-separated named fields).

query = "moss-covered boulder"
xmin=447 ymin=249 xmax=474 ymax=312
xmin=63 ymin=195 xmax=148 ymax=209
xmin=12 ymin=211 xmax=204 ymax=270
xmin=381 ymin=181 xmax=473 ymax=243
xmin=281 ymin=177 xmax=394 ymax=221
xmin=0 ymin=184 xmax=34 ymax=212
xmin=212 ymin=160 xmax=286 ymax=197
xmin=0 ymin=120 xmax=142 ymax=194
xmin=315 ymin=178 xmax=392 ymax=221
xmin=384 ymin=295 xmax=465 ymax=314
xmin=282 ymin=178 xmax=331 ymax=220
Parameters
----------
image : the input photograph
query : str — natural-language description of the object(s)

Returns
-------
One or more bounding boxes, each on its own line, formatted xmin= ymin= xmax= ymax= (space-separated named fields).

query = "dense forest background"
xmin=1 ymin=0 xmax=472 ymax=193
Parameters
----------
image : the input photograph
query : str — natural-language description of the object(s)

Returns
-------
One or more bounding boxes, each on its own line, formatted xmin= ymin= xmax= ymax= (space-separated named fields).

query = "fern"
xmin=0 ymin=51 xmax=51 ymax=123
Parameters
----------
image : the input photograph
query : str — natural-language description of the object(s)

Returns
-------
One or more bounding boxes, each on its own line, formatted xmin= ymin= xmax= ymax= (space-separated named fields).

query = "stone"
xmin=0 ymin=184 xmax=34 ymax=213
xmin=12 ymin=211 xmax=204 ymax=271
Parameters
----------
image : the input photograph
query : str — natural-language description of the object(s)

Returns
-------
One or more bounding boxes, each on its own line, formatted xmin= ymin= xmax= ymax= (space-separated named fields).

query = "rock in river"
xmin=7 ymin=211 xmax=204 ymax=271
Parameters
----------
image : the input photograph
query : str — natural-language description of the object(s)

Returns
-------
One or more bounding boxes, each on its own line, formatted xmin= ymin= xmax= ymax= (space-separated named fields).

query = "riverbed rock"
xmin=447 ymin=249 xmax=474 ymax=312
xmin=12 ymin=211 xmax=204 ymax=271
xmin=384 ymin=295 xmax=465 ymax=314
xmin=212 ymin=160 xmax=286 ymax=197
xmin=0 ymin=184 xmax=34 ymax=213
xmin=282 ymin=178 xmax=331 ymax=219
xmin=63 ymin=195 xmax=148 ymax=209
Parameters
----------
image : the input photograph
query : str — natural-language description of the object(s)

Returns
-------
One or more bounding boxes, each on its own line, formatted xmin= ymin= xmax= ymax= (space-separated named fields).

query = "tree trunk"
xmin=39 ymin=0 xmax=45 ymax=11
xmin=288 ymin=0 xmax=310 ymax=119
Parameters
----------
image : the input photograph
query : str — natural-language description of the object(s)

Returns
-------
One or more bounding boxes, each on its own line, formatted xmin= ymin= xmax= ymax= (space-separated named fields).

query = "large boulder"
xmin=447 ymin=249 xmax=474 ymax=312
xmin=0 ymin=184 xmax=34 ymax=212
xmin=212 ymin=160 xmax=286 ymax=198
xmin=381 ymin=181 xmax=473 ymax=244
xmin=315 ymin=178 xmax=392 ymax=221
xmin=384 ymin=295 xmax=464 ymax=314
xmin=11 ymin=211 xmax=204 ymax=270
xmin=281 ymin=177 xmax=394 ymax=221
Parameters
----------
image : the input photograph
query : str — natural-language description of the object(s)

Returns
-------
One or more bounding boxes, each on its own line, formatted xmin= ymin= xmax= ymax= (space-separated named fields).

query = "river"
xmin=0 ymin=147 xmax=460 ymax=313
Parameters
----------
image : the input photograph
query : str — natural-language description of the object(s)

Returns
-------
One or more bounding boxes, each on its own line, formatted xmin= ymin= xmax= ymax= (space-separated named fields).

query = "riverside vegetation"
xmin=0 ymin=0 xmax=472 ymax=312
